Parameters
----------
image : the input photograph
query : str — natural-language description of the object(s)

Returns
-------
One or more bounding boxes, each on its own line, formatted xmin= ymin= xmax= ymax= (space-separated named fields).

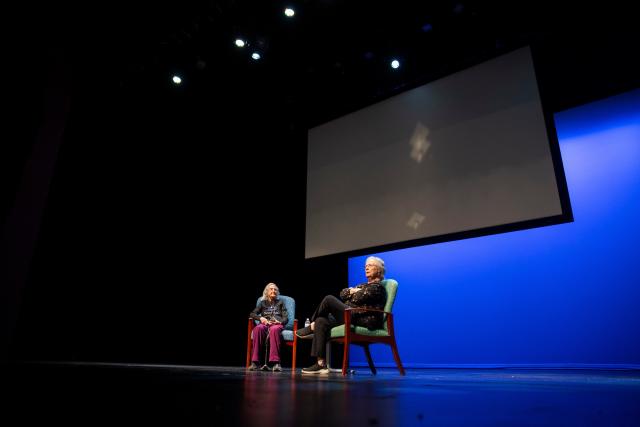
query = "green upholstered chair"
xmin=328 ymin=279 xmax=405 ymax=376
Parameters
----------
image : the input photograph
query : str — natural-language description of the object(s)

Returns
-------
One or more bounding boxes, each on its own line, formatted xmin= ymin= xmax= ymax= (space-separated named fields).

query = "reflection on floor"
xmin=4 ymin=362 xmax=640 ymax=426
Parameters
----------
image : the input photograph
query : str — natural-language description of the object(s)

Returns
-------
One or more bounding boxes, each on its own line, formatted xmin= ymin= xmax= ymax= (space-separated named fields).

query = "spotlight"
xmin=172 ymin=75 xmax=182 ymax=84
xmin=251 ymin=52 xmax=261 ymax=60
xmin=284 ymin=8 xmax=295 ymax=17
xmin=391 ymin=59 xmax=400 ymax=69
xmin=235 ymin=39 xmax=246 ymax=47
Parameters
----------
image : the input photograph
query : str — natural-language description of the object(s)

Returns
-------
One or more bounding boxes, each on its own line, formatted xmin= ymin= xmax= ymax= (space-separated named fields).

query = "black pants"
xmin=310 ymin=295 xmax=346 ymax=358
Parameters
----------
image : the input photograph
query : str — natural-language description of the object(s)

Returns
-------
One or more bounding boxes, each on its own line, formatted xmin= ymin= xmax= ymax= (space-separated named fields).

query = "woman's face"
xmin=365 ymin=261 xmax=381 ymax=281
xmin=266 ymin=284 xmax=279 ymax=300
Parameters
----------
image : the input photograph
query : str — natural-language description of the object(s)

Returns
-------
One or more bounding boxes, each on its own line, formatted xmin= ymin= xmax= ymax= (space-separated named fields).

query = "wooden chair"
xmin=245 ymin=295 xmax=298 ymax=370
xmin=327 ymin=279 xmax=405 ymax=376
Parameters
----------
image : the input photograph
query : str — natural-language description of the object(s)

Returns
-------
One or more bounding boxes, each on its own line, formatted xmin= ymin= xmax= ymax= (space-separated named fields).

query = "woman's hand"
xmin=260 ymin=317 xmax=269 ymax=325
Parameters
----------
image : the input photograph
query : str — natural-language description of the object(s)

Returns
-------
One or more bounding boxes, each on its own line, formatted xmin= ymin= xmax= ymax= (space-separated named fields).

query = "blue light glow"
xmin=348 ymin=89 xmax=640 ymax=368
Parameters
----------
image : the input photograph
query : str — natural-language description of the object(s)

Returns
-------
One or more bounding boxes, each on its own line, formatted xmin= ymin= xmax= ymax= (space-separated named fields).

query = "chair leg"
xmin=325 ymin=341 xmax=332 ymax=368
xmin=291 ymin=319 xmax=298 ymax=373
xmin=246 ymin=341 xmax=251 ymax=368
xmin=363 ymin=344 xmax=377 ymax=375
xmin=246 ymin=323 xmax=253 ymax=368
xmin=342 ymin=337 xmax=350 ymax=376
xmin=325 ymin=341 xmax=341 ymax=373
xmin=390 ymin=339 xmax=406 ymax=376
xmin=292 ymin=341 xmax=297 ymax=372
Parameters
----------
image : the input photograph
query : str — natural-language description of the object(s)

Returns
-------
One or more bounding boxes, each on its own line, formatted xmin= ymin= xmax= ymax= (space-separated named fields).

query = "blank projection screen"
xmin=305 ymin=46 xmax=564 ymax=259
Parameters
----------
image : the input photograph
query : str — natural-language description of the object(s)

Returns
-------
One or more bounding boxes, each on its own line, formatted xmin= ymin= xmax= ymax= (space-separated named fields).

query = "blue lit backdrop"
xmin=348 ymin=89 xmax=640 ymax=368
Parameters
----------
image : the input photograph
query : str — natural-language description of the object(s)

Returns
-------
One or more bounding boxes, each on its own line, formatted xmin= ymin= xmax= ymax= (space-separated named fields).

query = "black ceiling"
xmin=24 ymin=1 xmax=639 ymax=129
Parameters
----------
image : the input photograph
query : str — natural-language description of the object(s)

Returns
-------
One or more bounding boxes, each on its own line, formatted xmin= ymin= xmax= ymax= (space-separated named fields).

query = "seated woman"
xmin=248 ymin=282 xmax=289 ymax=372
xmin=296 ymin=256 xmax=387 ymax=374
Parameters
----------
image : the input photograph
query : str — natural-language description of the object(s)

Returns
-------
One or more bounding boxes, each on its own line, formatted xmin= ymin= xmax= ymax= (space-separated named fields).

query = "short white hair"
xmin=365 ymin=256 xmax=385 ymax=279
xmin=262 ymin=282 xmax=280 ymax=299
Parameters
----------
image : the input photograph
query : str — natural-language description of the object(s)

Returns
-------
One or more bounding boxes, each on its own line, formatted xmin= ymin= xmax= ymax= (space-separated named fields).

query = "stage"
xmin=3 ymin=362 xmax=639 ymax=426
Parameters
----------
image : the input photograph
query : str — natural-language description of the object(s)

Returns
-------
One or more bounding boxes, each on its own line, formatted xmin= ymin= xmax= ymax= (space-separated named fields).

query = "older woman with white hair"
xmin=248 ymin=282 xmax=289 ymax=372
xmin=296 ymin=256 xmax=387 ymax=374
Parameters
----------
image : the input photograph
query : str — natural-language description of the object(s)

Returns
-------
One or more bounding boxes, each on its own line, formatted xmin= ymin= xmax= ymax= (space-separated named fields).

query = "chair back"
xmin=380 ymin=279 xmax=398 ymax=331
xmin=254 ymin=295 xmax=295 ymax=331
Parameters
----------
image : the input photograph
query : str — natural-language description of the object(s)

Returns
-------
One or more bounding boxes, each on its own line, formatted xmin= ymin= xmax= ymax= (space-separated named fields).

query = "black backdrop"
xmin=5 ymin=2 xmax=639 ymax=366
xmin=9 ymin=42 xmax=352 ymax=366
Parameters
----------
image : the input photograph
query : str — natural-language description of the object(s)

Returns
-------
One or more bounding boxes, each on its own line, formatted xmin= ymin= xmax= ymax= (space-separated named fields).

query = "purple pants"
xmin=251 ymin=323 xmax=284 ymax=363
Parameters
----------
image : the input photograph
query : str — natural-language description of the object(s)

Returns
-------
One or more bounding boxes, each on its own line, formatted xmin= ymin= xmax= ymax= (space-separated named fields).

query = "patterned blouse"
xmin=339 ymin=281 xmax=387 ymax=329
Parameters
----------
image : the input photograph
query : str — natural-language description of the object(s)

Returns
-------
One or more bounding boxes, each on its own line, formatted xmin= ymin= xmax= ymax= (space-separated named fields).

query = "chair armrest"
xmin=292 ymin=319 xmax=299 ymax=345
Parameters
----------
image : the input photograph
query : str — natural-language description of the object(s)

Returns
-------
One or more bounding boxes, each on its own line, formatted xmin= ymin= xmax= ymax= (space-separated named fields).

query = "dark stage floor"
xmin=3 ymin=362 xmax=640 ymax=426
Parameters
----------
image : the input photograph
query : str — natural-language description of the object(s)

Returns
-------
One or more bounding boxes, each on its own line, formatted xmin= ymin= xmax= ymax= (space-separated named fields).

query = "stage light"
xmin=284 ymin=8 xmax=295 ymax=17
xmin=235 ymin=39 xmax=246 ymax=47
xmin=391 ymin=59 xmax=400 ymax=69
xmin=172 ymin=75 xmax=182 ymax=84
xmin=251 ymin=52 xmax=261 ymax=60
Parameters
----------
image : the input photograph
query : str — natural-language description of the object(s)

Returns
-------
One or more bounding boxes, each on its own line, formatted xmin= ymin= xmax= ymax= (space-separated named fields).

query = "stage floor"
xmin=3 ymin=362 xmax=640 ymax=426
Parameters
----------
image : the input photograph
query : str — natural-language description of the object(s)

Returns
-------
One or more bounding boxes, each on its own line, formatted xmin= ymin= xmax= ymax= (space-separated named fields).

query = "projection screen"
xmin=306 ymin=46 xmax=567 ymax=259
